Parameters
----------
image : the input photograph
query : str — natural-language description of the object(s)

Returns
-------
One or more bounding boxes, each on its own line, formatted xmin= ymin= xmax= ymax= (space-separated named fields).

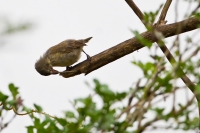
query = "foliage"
xmin=0 ymin=17 xmax=32 ymax=35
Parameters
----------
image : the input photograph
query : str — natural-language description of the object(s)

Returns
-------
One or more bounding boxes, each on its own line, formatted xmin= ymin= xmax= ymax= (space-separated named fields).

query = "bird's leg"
xmin=82 ymin=50 xmax=91 ymax=61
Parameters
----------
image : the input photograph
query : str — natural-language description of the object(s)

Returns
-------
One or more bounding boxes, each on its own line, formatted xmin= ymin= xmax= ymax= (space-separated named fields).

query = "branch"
xmin=125 ymin=0 xmax=146 ymax=25
xmin=155 ymin=0 xmax=197 ymax=96
xmin=60 ymin=17 xmax=200 ymax=78
xmin=125 ymin=0 xmax=200 ymax=125
xmin=157 ymin=0 xmax=172 ymax=24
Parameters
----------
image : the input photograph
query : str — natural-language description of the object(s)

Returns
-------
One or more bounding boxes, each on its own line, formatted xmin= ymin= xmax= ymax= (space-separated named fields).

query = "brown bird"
xmin=35 ymin=37 xmax=92 ymax=76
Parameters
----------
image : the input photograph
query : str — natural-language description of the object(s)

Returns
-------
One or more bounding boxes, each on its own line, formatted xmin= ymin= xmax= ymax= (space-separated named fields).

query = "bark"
xmin=60 ymin=17 xmax=200 ymax=78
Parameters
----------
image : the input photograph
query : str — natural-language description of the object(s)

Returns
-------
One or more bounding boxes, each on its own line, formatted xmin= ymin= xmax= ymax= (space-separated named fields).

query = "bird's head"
xmin=35 ymin=57 xmax=59 ymax=76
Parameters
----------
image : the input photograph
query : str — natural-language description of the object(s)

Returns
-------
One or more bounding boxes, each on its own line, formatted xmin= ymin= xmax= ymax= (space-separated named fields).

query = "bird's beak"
xmin=51 ymin=69 xmax=59 ymax=75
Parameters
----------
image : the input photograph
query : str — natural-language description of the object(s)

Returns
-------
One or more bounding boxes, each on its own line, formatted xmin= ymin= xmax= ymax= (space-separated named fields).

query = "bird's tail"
xmin=81 ymin=37 xmax=93 ymax=43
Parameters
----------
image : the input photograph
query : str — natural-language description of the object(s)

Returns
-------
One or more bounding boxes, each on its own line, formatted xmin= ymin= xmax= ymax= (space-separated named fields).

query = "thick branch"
xmin=60 ymin=17 xmax=200 ymax=78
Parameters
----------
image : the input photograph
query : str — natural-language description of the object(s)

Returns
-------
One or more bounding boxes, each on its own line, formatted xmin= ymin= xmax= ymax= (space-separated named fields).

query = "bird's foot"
xmin=60 ymin=66 xmax=73 ymax=73
xmin=66 ymin=66 xmax=73 ymax=71
xmin=86 ymin=54 xmax=91 ymax=61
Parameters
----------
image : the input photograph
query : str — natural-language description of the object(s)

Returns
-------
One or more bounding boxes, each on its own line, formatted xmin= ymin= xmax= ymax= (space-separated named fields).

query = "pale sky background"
xmin=0 ymin=0 xmax=199 ymax=133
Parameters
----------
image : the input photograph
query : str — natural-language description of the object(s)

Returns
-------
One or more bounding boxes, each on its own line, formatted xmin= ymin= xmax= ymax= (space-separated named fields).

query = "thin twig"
xmin=124 ymin=0 xmax=199 ymax=130
xmin=190 ymin=2 xmax=200 ymax=16
xmin=157 ymin=0 xmax=172 ymax=24
xmin=125 ymin=0 xmax=196 ymax=94
xmin=12 ymin=107 xmax=55 ymax=118
xmin=175 ymin=0 xmax=179 ymax=22
xmin=185 ymin=46 xmax=200 ymax=61
xmin=128 ymin=79 xmax=141 ymax=106
xmin=155 ymin=0 xmax=197 ymax=102
xmin=125 ymin=0 xmax=146 ymax=25
xmin=0 ymin=103 xmax=55 ymax=119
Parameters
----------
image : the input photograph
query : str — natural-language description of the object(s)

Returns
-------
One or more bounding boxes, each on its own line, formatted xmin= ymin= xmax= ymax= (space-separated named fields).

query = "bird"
xmin=35 ymin=37 xmax=92 ymax=76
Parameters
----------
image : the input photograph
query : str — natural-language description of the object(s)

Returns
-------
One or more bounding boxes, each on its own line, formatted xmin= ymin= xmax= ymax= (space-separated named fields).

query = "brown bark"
xmin=60 ymin=17 xmax=200 ymax=78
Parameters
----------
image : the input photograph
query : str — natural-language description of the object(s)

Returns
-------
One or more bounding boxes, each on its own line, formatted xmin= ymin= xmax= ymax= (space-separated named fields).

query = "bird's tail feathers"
xmin=82 ymin=37 xmax=93 ymax=43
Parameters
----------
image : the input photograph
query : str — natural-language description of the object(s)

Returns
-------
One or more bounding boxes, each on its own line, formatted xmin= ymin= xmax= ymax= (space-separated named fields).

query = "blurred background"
xmin=0 ymin=0 xmax=198 ymax=133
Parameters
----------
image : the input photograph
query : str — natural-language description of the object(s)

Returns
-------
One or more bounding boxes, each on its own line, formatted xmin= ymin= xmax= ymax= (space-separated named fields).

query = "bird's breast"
xmin=49 ymin=49 xmax=82 ymax=67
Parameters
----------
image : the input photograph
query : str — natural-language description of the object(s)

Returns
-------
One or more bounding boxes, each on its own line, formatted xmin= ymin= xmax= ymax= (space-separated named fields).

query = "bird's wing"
xmin=46 ymin=39 xmax=86 ymax=55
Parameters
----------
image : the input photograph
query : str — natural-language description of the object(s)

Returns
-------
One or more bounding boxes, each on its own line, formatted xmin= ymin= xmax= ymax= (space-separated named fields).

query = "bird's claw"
xmin=66 ymin=66 xmax=73 ymax=71
xmin=86 ymin=55 xmax=91 ymax=61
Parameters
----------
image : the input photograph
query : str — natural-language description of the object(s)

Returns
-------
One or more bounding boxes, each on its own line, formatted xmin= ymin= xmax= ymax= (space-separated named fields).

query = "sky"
xmin=0 ymin=0 xmax=199 ymax=133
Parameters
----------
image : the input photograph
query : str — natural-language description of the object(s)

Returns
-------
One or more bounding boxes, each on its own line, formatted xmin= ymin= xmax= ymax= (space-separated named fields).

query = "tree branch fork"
xmin=60 ymin=17 xmax=200 ymax=78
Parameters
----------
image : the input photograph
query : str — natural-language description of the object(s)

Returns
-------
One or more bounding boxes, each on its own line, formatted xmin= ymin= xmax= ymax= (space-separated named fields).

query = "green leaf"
xmin=195 ymin=84 xmax=200 ymax=95
xmin=8 ymin=83 xmax=19 ymax=100
xmin=41 ymin=119 xmax=50 ymax=127
xmin=26 ymin=126 xmax=34 ymax=133
xmin=99 ymin=111 xmax=115 ymax=130
xmin=194 ymin=12 xmax=200 ymax=19
xmin=65 ymin=111 xmax=75 ymax=118
xmin=3 ymin=21 xmax=32 ymax=35
xmin=115 ymin=92 xmax=127 ymax=101
xmin=56 ymin=118 xmax=68 ymax=126
xmin=34 ymin=117 xmax=40 ymax=128
xmin=34 ymin=104 xmax=43 ymax=112
xmin=0 ymin=91 xmax=9 ymax=101
xmin=143 ymin=4 xmax=163 ymax=24
xmin=132 ymin=30 xmax=152 ymax=48
xmin=156 ymin=107 xmax=164 ymax=115
xmin=93 ymin=79 xmax=116 ymax=103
